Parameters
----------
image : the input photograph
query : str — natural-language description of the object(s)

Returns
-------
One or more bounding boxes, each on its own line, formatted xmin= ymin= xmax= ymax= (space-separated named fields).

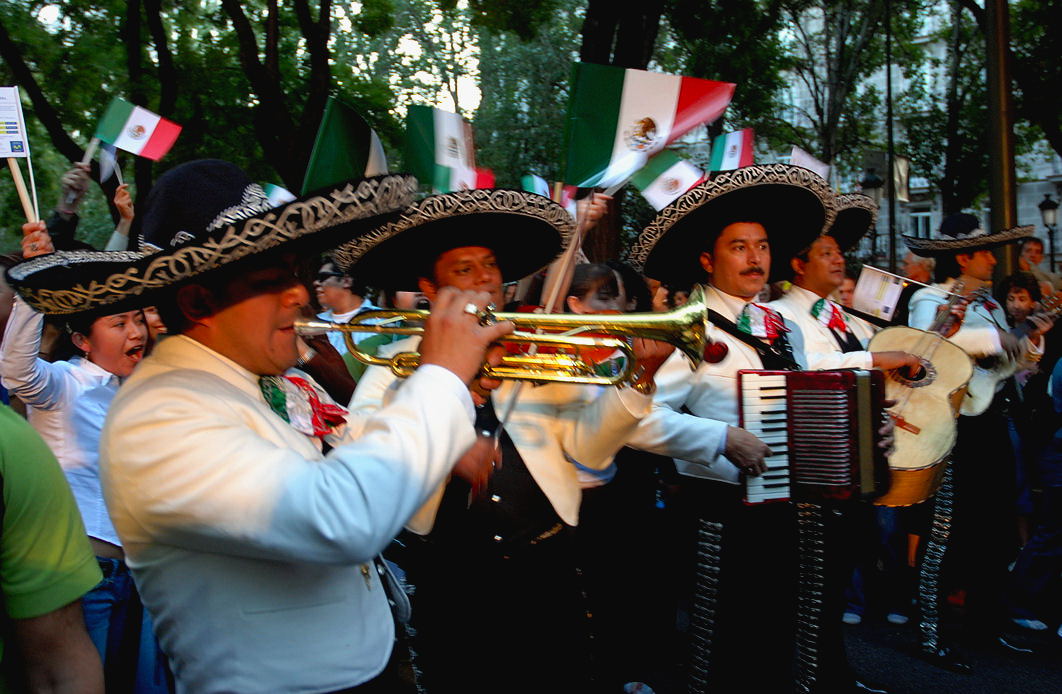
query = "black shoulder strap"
xmin=841 ymin=305 xmax=892 ymax=329
xmin=706 ymin=309 xmax=801 ymax=371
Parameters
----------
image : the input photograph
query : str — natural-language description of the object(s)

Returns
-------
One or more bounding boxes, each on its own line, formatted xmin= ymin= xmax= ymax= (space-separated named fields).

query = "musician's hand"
xmin=113 ymin=183 xmax=135 ymax=222
xmin=469 ymin=345 xmax=506 ymax=406
xmin=723 ymin=425 xmax=771 ymax=476
xmin=630 ymin=338 xmax=674 ymax=391
xmin=453 ymin=434 xmax=499 ymax=501
xmin=871 ymin=350 xmax=921 ymax=377
xmin=58 ymin=163 xmax=90 ymax=216
xmin=1026 ymin=311 xmax=1056 ymax=343
xmin=576 ymin=192 xmax=611 ymax=232
xmin=878 ymin=398 xmax=897 ymax=457
xmin=420 ymin=288 xmax=514 ymax=385
xmin=999 ymin=330 xmax=1023 ymax=360
xmin=937 ymin=299 xmax=969 ymax=339
xmin=21 ymin=221 xmax=53 ymax=258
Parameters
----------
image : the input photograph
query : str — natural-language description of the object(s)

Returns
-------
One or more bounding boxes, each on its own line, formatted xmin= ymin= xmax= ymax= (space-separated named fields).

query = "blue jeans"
xmin=83 ymin=558 xmax=172 ymax=694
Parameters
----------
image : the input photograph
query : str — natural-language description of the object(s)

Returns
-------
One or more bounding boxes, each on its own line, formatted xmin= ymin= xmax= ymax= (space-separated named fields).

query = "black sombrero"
xmin=828 ymin=193 xmax=878 ymax=253
xmin=332 ymin=188 xmax=573 ymax=291
xmin=903 ymin=212 xmax=1034 ymax=257
xmin=5 ymin=160 xmax=417 ymax=315
xmin=627 ymin=164 xmax=836 ymax=285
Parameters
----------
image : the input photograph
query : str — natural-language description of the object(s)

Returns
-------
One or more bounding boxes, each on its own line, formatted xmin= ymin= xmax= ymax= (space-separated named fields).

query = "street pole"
xmin=985 ymin=0 xmax=1018 ymax=278
xmin=885 ymin=0 xmax=897 ymax=273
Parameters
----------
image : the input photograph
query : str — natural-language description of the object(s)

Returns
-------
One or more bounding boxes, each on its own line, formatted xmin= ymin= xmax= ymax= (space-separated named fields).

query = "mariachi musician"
xmin=627 ymin=164 xmax=885 ymax=693
xmin=902 ymin=213 xmax=1055 ymax=662
xmin=339 ymin=188 xmax=672 ymax=693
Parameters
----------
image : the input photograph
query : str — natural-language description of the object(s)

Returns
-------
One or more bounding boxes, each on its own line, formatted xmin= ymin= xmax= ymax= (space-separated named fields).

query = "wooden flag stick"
xmin=81 ymin=137 xmax=100 ymax=165
xmin=7 ymin=158 xmax=37 ymax=223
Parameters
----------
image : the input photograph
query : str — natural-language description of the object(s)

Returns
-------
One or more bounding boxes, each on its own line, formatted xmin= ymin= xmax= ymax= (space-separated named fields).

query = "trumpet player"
xmin=339 ymin=188 xmax=672 ymax=693
xmin=5 ymin=161 xmax=517 ymax=693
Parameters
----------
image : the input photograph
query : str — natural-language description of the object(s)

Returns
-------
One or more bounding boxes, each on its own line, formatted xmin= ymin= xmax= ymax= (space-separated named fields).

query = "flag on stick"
xmin=563 ymin=62 xmax=735 ymax=189
xmin=709 ymin=128 xmax=755 ymax=172
xmin=302 ymin=96 xmax=388 ymax=195
xmin=405 ymin=105 xmax=477 ymax=193
xmin=631 ymin=150 xmax=705 ymax=210
xmin=790 ymin=145 xmax=830 ymax=181
xmin=851 ymin=266 xmax=906 ymax=320
xmin=521 ymin=174 xmax=550 ymax=198
xmin=94 ymin=97 xmax=181 ymax=161
xmin=98 ymin=142 xmax=119 ymax=183
xmin=1 ymin=86 xmax=38 ymax=221
xmin=265 ymin=184 xmax=296 ymax=207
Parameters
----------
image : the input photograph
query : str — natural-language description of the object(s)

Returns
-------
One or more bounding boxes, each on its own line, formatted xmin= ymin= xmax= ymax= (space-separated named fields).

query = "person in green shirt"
xmin=0 ymin=404 xmax=103 ymax=693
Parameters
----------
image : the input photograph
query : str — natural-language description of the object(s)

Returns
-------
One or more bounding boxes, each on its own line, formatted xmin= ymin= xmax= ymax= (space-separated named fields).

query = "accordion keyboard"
xmin=740 ymin=372 xmax=792 ymax=503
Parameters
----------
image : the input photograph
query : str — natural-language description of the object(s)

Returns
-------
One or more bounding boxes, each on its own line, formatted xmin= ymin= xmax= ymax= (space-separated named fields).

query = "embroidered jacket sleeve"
xmin=0 ymin=297 xmax=72 ymax=409
xmin=102 ymin=364 xmax=476 ymax=565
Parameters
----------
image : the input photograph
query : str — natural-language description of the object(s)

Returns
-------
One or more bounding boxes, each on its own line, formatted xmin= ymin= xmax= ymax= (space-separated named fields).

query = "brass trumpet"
xmin=294 ymin=285 xmax=713 ymax=385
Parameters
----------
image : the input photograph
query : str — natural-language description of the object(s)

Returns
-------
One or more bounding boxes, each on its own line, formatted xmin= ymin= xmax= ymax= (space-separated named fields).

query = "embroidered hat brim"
xmin=828 ymin=193 xmax=878 ymax=253
xmin=6 ymin=174 xmax=418 ymax=315
xmin=903 ymin=225 xmax=1034 ymax=257
xmin=332 ymin=188 xmax=573 ymax=291
xmin=627 ymin=164 xmax=836 ymax=286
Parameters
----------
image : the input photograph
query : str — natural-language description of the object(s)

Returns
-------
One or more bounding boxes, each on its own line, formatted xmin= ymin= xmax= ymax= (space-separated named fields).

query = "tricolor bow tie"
xmin=259 ymin=375 xmax=348 ymax=438
xmin=811 ymin=298 xmax=850 ymax=333
xmin=737 ymin=303 xmax=790 ymax=340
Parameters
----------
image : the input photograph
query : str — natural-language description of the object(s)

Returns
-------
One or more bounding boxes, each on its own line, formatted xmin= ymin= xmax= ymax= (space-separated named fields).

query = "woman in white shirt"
xmin=1 ymin=222 xmax=168 ymax=693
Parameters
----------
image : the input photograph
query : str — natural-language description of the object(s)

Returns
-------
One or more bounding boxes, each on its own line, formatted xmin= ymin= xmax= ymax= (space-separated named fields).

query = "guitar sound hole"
xmin=893 ymin=358 xmax=935 ymax=388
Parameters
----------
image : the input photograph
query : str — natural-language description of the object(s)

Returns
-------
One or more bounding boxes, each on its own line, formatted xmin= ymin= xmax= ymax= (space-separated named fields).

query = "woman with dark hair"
xmin=0 ymin=222 xmax=168 ymax=693
xmin=567 ymin=263 xmax=674 ymax=692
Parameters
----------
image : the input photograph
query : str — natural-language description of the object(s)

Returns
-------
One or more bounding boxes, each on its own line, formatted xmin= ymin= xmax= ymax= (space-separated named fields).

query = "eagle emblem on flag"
xmin=624 ymin=117 xmax=659 ymax=152
xmin=662 ymin=177 xmax=681 ymax=194
xmin=128 ymin=124 xmax=146 ymax=140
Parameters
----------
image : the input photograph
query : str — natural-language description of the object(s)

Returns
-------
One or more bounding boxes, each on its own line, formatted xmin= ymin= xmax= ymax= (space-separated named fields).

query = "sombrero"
xmin=903 ymin=212 xmax=1034 ymax=257
xmin=332 ymin=188 xmax=573 ymax=291
xmin=828 ymin=193 xmax=878 ymax=253
xmin=5 ymin=160 xmax=417 ymax=315
xmin=627 ymin=164 xmax=836 ymax=285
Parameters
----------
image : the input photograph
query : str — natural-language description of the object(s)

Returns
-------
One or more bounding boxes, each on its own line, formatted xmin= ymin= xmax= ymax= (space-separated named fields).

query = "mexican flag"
xmin=302 ymin=96 xmax=388 ymax=194
xmin=405 ymin=105 xmax=478 ymax=193
xmin=564 ymin=63 xmax=735 ymax=189
xmin=94 ymin=97 xmax=181 ymax=161
xmin=630 ymin=150 xmax=704 ymax=210
xmin=709 ymin=128 xmax=755 ymax=172
xmin=521 ymin=174 xmax=550 ymax=198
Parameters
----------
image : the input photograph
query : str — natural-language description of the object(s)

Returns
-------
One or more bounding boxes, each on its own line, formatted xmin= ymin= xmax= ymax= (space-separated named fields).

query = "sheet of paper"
xmin=852 ymin=265 xmax=906 ymax=320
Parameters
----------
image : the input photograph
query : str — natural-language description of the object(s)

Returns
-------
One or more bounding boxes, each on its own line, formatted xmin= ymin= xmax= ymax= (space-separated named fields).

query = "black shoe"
xmin=995 ymin=634 xmax=1037 ymax=655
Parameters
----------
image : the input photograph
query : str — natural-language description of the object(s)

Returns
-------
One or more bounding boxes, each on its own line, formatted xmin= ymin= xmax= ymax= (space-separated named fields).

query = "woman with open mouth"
xmin=0 ymin=222 xmax=169 ymax=694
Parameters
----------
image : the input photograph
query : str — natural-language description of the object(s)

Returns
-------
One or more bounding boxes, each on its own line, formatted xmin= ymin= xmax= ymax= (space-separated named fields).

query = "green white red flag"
xmin=302 ymin=96 xmax=388 ymax=194
xmin=94 ymin=97 xmax=181 ymax=161
xmin=630 ymin=150 xmax=705 ymax=210
xmin=405 ymin=105 xmax=479 ymax=193
xmin=709 ymin=128 xmax=755 ymax=172
xmin=521 ymin=174 xmax=550 ymax=198
xmin=563 ymin=62 xmax=735 ymax=189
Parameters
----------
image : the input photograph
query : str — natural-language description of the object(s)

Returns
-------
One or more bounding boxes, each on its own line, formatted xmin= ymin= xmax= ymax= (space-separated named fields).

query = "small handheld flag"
xmin=405 ymin=105 xmax=478 ymax=193
xmin=521 ymin=174 xmax=550 ymax=198
xmin=851 ymin=266 xmax=906 ymax=320
xmin=95 ymin=97 xmax=181 ymax=161
xmin=709 ymin=128 xmax=755 ymax=172
xmin=630 ymin=150 xmax=704 ymax=210
xmin=302 ymin=96 xmax=388 ymax=195
xmin=563 ymin=63 xmax=735 ymax=189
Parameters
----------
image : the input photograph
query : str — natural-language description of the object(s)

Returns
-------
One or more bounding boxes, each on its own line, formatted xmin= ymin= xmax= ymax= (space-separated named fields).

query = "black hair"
xmin=1020 ymin=237 xmax=1044 ymax=251
xmin=607 ymin=259 xmax=653 ymax=312
xmin=567 ymin=264 xmax=621 ymax=313
xmin=319 ymin=255 xmax=368 ymax=296
xmin=997 ymin=271 xmax=1042 ymax=305
xmin=933 ymin=254 xmax=961 ymax=283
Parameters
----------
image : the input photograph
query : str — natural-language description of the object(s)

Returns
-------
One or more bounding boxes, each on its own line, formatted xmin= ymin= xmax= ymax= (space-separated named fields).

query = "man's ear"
xmin=699 ymin=251 xmax=714 ymax=275
xmin=417 ymin=277 xmax=438 ymax=302
xmin=565 ymin=295 xmax=582 ymax=313
xmin=955 ymin=253 xmax=972 ymax=271
xmin=791 ymin=256 xmax=806 ymax=278
xmin=175 ymin=284 xmax=219 ymax=325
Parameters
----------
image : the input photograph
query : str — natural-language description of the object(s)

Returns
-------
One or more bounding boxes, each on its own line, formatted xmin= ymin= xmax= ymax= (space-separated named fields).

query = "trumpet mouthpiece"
xmin=293 ymin=319 xmax=333 ymax=337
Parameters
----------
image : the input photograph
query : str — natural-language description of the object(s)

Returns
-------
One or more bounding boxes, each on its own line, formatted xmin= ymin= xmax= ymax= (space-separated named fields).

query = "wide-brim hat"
xmin=904 ymin=212 xmax=1034 ymax=257
xmin=828 ymin=193 xmax=878 ymax=253
xmin=627 ymin=164 xmax=836 ymax=285
xmin=332 ymin=188 xmax=573 ymax=291
xmin=5 ymin=160 xmax=417 ymax=315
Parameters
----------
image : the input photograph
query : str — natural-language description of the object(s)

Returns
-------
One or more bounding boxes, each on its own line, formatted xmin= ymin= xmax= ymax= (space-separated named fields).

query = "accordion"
xmin=738 ymin=369 xmax=890 ymax=505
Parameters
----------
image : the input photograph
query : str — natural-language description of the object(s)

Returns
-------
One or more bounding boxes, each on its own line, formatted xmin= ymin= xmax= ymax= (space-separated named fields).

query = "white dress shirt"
xmin=101 ymin=335 xmax=476 ymax=693
xmin=769 ymin=284 xmax=874 ymax=370
xmin=317 ymin=298 xmax=382 ymax=355
xmin=0 ymin=297 xmax=122 ymax=546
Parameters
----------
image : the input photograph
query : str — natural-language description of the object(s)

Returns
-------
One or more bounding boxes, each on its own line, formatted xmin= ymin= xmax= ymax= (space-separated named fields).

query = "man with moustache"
xmin=7 ymin=160 xmax=513 ymax=693
xmin=342 ymin=188 xmax=671 ymax=692
xmin=627 ymin=164 xmax=839 ymax=693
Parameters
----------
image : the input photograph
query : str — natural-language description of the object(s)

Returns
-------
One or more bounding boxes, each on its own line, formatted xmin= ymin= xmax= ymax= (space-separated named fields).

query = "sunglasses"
xmin=315 ymin=271 xmax=344 ymax=282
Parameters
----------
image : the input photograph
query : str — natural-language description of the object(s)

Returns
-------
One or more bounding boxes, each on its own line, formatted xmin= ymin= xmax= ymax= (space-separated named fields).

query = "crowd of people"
xmin=0 ymin=158 xmax=1059 ymax=694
